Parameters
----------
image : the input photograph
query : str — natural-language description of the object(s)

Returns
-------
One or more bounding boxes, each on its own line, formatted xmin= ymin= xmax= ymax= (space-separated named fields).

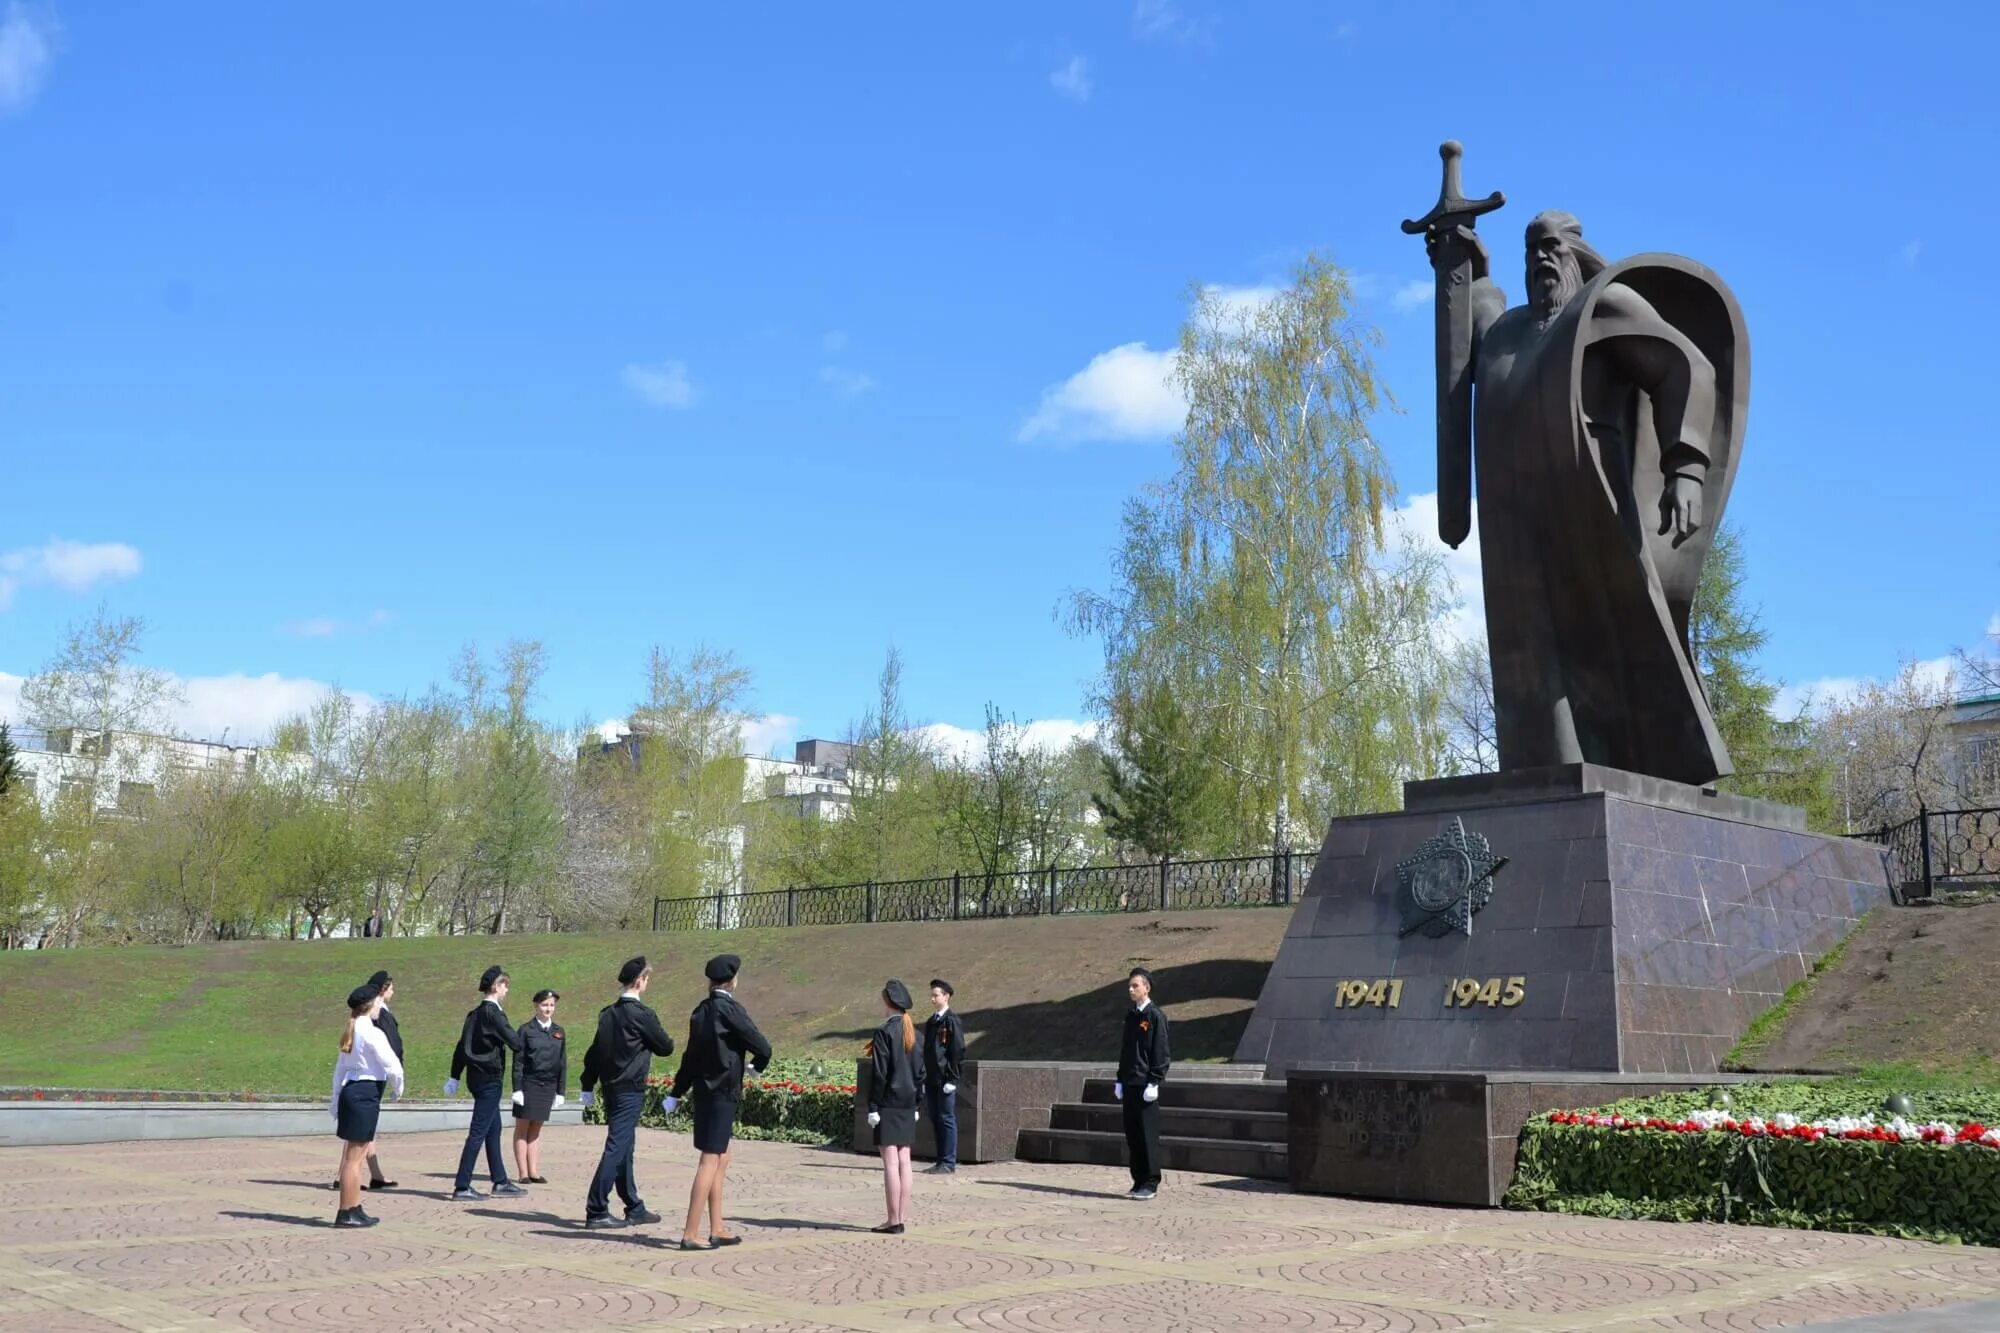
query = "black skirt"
xmin=512 ymin=1080 xmax=559 ymax=1121
xmin=873 ymin=1104 xmax=917 ymax=1148
xmin=336 ymin=1079 xmax=383 ymax=1143
xmin=692 ymin=1094 xmax=738 ymax=1154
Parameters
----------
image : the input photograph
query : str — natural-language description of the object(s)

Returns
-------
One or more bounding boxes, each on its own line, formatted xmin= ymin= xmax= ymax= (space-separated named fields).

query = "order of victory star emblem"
xmin=1395 ymin=816 xmax=1509 ymax=938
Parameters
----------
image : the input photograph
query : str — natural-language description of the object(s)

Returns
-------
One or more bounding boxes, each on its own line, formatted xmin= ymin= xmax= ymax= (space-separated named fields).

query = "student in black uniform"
xmin=447 ymin=965 xmax=528 ymax=1201
xmin=669 ymin=953 xmax=772 ymax=1251
xmin=511 ymin=988 xmax=567 ymax=1185
xmin=330 ymin=983 xmax=404 ymax=1227
xmin=332 ymin=969 xmax=405 ymax=1193
xmin=867 ymin=979 xmax=924 ymax=1233
xmin=1115 ymin=966 xmax=1172 ymax=1200
xmin=578 ymin=957 xmax=675 ymax=1230
xmin=921 ymin=979 xmax=964 ymax=1175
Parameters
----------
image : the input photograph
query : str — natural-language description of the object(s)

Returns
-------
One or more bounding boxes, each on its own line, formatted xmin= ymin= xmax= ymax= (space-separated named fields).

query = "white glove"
xmin=915 ymin=1107 xmax=921 ymax=1121
xmin=661 ymin=1095 xmax=679 ymax=1114
xmin=444 ymin=1078 xmax=459 ymax=1097
xmin=580 ymin=1091 xmax=594 ymax=1110
xmin=553 ymin=1095 xmax=565 ymax=1110
xmin=1143 ymin=1084 xmax=1159 ymax=1103
xmin=943 ymin=1083 xmax=956 ymax=1095
xmin=1113 ymin=1082 xmax=1123 ymax=1099
xmin=512 ymin=1090 xmax=525 ymax=1107
xmin=867 ymin=1111 xmax=881 ymax=1128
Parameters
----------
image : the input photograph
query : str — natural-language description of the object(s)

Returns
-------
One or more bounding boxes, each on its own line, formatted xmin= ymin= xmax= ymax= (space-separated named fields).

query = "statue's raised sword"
xmin=1401 ymin=140 xmax=1504 ymax=550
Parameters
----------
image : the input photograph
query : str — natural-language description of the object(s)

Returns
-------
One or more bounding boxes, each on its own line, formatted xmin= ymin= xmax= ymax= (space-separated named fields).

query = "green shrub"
xmin=1506 ymin=1080 xmax=2000 ymax=1245
xmin=580 ymin=1056 xmax=855 ymax=1145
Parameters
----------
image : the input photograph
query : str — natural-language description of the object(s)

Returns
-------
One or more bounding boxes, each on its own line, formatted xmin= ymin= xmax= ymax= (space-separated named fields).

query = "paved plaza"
xmin=0 ymin=1128 xmax=1996 ymax=1330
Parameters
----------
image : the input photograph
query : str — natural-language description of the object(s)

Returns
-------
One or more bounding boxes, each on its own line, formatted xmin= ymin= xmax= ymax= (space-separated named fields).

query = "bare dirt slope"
xmin=1743 ymin=899 xmax=2000 ymax=1074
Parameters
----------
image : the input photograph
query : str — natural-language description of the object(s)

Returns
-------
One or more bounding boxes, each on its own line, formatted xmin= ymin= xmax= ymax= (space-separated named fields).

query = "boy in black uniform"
xmin=669 ymin=953 xmax=772 ymax=1250
xmin=447 ymin=965 xmax=528 ymax=1200
xmin=578 ymin=955 xmax=676 ymax=1229
xmin=922 ymin=979 xmax=965 ymax=1174
xmin=1115 ymin=966 xmax=1171 ymax=1200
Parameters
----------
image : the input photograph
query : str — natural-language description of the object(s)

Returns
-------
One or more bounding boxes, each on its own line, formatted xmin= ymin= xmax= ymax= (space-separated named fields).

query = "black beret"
xmin=347 ymin=983 xmax=380 ymax=1010
xmin=617 ymin=956 xmax=648 ymax=986
xmin=883 ymin=979 xmax=913 ymax=1011
xmin=532 ymin=988 xmax=560 ymax=1004
xmin=367 ymin=970 xmax=391 ymax=989
xmin=705 ymin=954 xmax=740 ymax=983
xmin=478 ymin=965 xmax=506 ymax=993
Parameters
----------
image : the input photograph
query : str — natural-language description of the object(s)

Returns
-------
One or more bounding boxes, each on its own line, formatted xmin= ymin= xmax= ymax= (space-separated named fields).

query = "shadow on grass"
xmin=814 ymin=959 xmax=1270 ymax=1063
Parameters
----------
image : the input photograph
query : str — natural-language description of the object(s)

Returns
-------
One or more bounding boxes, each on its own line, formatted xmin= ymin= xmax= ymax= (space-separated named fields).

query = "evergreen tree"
xmin=1091 ymin=682 xmax=1217 ymax=859
xmin=0 ymin=722 xmax=17 ymax=799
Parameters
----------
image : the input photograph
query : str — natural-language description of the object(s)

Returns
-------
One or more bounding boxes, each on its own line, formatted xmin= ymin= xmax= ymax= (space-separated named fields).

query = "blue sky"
xmin=2 ymin=1 xmax=1993 ymax=750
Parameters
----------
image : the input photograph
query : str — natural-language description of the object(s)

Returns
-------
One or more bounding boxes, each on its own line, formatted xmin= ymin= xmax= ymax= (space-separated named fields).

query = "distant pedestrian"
xmin=868 ymin=979 xmax=924 ymax=1233
xmin=511 ymin=989 xmax=568 ymax=1185
xmin=446 ymin=965 xmax=528 ymax=1201
xmin=330 ymin=982 xmax=404 ymax=1228
xmin=361 ymin=911 xmax=382 ymax=938
xmin=669 ymin=953 xmax=772 ymax=1251
xmin=577 ymin=959 xmax=675 ymax=1229
xmin=1115 ymin=967 xmax=1171 ymax=1200
xmin=922 ymin=979 xmax=964 ymax=1175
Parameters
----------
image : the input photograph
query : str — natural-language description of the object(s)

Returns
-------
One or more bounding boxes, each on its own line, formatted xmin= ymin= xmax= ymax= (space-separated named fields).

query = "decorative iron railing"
xmin=651 ymin=849 xmax=1316 ymax=932
xmin=1853 ymin=807 xmax=2000 ymax=902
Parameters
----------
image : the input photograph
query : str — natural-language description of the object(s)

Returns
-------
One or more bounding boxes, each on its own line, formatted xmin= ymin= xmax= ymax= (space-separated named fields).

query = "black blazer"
xmin=1117 ymin=1004 xmax=1172 ymax=1086
xmin=669 ymin=989 xmax=772 ymax=1102
xmin=376 ymin=1007 xmax=405 ymax=1063
xmin=515 ymin=1019 xmax=568 ymax=1093
xmin=922 ymin=1008 xmax=965 ymax=1086
xmin=450 ymin=1000 xmax=522 ymax=1084
xmin=579 ymin=997 xmax=675 ymax=1095
xmin=868 ymin=1015 xmax=925 ymax=1114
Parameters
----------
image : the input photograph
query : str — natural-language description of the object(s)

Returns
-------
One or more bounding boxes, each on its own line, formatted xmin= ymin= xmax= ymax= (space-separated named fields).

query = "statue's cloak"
xmin=1472 ymin=254 xmax=1749 ymax=785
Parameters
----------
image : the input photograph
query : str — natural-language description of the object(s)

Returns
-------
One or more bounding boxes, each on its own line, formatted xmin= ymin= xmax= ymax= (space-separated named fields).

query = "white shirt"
xmin=330 ymin=1013 xmax=406 ymax=1115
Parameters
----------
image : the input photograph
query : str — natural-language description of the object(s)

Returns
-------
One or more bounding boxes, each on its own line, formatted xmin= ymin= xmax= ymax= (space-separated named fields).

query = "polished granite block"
xmin=1239 ymin=770 xmax=1893 ymax=1077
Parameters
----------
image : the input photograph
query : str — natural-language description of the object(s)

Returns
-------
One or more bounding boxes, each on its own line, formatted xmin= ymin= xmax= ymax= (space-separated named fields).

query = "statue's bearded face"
xmin=1528 ymin=229 xmax=1582 ymax=316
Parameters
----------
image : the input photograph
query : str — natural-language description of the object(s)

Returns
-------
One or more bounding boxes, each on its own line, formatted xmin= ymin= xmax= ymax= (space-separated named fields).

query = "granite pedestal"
xmin=1237 ymin=765 xmax=1893 ymax=1078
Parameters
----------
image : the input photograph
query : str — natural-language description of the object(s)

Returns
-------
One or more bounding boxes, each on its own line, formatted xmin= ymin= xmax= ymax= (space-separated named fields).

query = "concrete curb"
xmin=0 ymin=1099 xmax=586 ymax=1147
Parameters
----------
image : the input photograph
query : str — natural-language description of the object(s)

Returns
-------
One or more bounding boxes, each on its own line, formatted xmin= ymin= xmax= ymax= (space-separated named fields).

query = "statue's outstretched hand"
xmin=1659 ymin=476 xmax=1703 ymax=544
xmin=1425 ymin=223 xmax=1489 ymax=280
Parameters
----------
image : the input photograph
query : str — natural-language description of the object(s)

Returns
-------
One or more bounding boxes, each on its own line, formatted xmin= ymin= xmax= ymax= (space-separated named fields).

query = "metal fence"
xmin=651 ymin=849 xmax=1317 ymax=933
xmin=1854 ymin=806 xmax=2000 ymax=902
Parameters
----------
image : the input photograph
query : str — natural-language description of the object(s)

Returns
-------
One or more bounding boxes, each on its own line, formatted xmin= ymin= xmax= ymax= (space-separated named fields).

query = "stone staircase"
xmin=1016 ymin=1075 xmax=1288 ymax=1180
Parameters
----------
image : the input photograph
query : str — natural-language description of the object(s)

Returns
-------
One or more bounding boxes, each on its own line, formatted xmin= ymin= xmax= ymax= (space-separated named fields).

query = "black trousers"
xmin=1121 ymin=1085 xmax=1161 ymax=1189
xmin=454 ymin=1077 xmax=510 ymax=1190
xmin=586 ymin=1088 xmax=645 ymax=1218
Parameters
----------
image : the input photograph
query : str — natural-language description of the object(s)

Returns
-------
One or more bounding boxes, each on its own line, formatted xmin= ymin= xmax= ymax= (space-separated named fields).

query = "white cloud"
xmin=1387 ymin=491 xmax=1484 ymax=648
xmin=286 ymin=618 xmax=340 ymax=639
xmin=917 ymin=718 xmax=1101 ymax=765
xmin=369 ymin=609 xmax=395 ymax=627
xmin=740 ymin=713 xmax=800 ymax=757
xmin=1901 ymin=240 xmax=1923 ymax=268
xmin=1391 ymin=277 xmax=1434 ymax=312
xmin=0 ymin=539 xmax=143 ymax=609
xmin=0 ymin=3 xmax=55 ymax=116
xmin=1774 ymin=655 xmax=1959 ymax=719
xmin=819 ymin=366 xmax=877 ymax=398
xmin=1050 ymin=56 xmax=1091 ymax=102
xmin=820 ymin=330 xmax=849 ymax=353
xmin=1985 ymin=612 xmax=1998 ymax=640
xmin=1333 ymin=20 xmax=1358 ymax=39
xmin=622 ymin=359 xmax=696 ymax=409
xmin=1203 ymin=283 xmax=1281 ymax=323
xmin=1018 ymin=342 xmax=1185 ymax=443
xmin=0 ymin=667 xmax=370 ymax=746
xmin=1134 ymin=0 xmax=1208 ymax=44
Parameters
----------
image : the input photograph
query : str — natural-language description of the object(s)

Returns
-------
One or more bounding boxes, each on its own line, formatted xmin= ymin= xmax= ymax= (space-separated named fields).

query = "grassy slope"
xmin=0 ymin=908 xmax=1291 ymax=1095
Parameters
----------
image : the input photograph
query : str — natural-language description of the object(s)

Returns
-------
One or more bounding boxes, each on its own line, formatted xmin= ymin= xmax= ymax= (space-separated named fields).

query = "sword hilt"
xmin=1401 ymin=140 xmax=1505 ymax=236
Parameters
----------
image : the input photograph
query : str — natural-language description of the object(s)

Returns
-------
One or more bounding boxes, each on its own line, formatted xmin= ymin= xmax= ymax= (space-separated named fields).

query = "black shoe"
xmin=677 ymin=1238 xmax=706 ymax=1251
xmin=870 ymin=1221 xmax=905 ymax=1234
xmin=365 ymin=1179 xmax=397 ymax=1190
xmin=583 ymin=1214 xmax=626 ymax=1230
xmin=490 ymin=1181 xmax=529 ymax=1197
xmin=334 ymin=1208 xmax=378 ymax=1228
xmin=525 ymin=1175 xmax=549 ymax=1185
xmin=449 ymin=1188 xmax=486 ymax=1202
xmin=624 ymin=1208 xmax=662 ymax=1225
xmin=923 ymin=1163 xmax=952 ymax=1174
xmin=352 ymin=1206 xmax=378 ymax=1224
xmin=708 ymin=1233 xmax=742 ymax=1248
xmin=1130 ymin=1186 xmax=1157 ymax=1200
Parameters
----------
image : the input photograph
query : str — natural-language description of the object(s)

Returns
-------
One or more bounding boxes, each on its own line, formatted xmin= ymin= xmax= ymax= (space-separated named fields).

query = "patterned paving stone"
xmin=0 ymin=1127 xmax=1994 ymax=1331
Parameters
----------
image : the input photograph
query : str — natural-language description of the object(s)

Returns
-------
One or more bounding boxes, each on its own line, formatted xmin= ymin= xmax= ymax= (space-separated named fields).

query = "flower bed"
xmin=582 ymin=1059 xmax=856 ymax=1145
xmin=1506 ymin=1082 xmax=2000 ymax=1245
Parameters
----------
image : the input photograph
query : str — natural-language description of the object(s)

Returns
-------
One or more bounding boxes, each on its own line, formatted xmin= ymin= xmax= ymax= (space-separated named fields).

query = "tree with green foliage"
xmin=1687 ymin=523 xmax=1832 ymax=821
xmin=1069 ymin=256 xmax=1452 ymax=850
xmin=461 ymin=641 xmax=562 ymax=933
xmin=625 ymin=646 xmax=751 ymax=915
xmin=1092 ymin=680 xmax=1219 ymax=859
xmin=0 ymin=722 xmax=17 ymax=798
